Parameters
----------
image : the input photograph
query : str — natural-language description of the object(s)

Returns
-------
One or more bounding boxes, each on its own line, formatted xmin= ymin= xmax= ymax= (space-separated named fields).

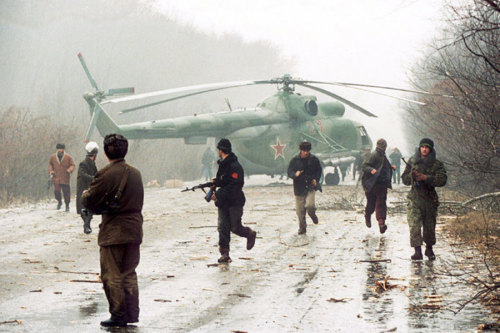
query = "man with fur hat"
xmin=48 ymin=143 xmax=75 ymax=212
xmin=76 ymin=141 xmax=99 ymax=234
xmin=82 ymin=134 xmax=144 ymax=327
xmin=210 ymin=138 xmax=257 ymax=263
xmin=361 ymin=138 xmax=396 ymax=234
xmin=287 ymin=141 xmax=322 ymax=235
xmin=402 ymin=138 xmax=447 ymax=260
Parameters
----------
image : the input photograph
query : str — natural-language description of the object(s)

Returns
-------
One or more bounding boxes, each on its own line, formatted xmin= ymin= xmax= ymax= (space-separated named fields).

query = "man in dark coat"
xmin=361 ymin=138 xmax=395 ymax=234
xmin=48 ymin=143 xmax=75 ymax=211
xmin=389 ymin=147 xmax=403 ymax=184
xmin=402 ymin=138 xmax=447 ymax=260
xmin=76 ymin=141 xmax=98 ymax=234
xmin=201 ymin=146 xmax=216 ymax=181
xmin=82 ymin=134 xmax=144 ymax=328
xmin=211 ymin=138 xmax=257 ymax=263
xmin=287 ymin=141 xmax=322 ymax=235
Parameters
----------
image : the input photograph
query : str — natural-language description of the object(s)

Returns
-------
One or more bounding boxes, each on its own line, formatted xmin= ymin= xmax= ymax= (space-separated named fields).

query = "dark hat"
xmin=299 ymin=141 xmax=312 ymax=151
xmin=217 ymin=138 xmax=232 ymax=153
xmin=56 ymin=143 xmax=65 ymax=149
xmin=419 ymin=138 xmax=434 ymax=150
xmin=376 ymin=138 xmax=387 ymax=151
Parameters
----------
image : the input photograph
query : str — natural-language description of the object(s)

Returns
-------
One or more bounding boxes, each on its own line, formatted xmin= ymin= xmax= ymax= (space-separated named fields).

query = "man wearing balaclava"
xmin=402 ymin=138 xmax=447 ymax=261
xmin=48 ymin=143 xmax=75 ymax=212
xmin=211 ymin=138 xmax=257 ymax=264
xmin=361 ymin=138 xmax=396 ymax=234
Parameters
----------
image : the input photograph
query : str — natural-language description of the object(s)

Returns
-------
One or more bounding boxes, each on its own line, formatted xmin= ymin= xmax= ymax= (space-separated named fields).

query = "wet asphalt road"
xmin=0 ymin=180 xmax=494 ymax=332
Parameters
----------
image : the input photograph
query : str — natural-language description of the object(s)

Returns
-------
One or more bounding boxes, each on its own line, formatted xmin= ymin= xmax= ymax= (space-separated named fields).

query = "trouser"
xmin=295 ymin=190 xmax=317 ymax=232
xmin=54 ymin=183 xmax=70 ymax=204
xmin=100 ymin=243 xmax=140 ymax=322
xmin=203 ymin=165 xmax=213 ymax=181
xmin=218 ymin=206 xmax=251 ymax=252
xmin=365 ymin=183 xmax=388 ymax=222
xmin=407 ymin=201 xmax=437 ymax=247
xmin=392 ymin=166 xmax=401 ymax=184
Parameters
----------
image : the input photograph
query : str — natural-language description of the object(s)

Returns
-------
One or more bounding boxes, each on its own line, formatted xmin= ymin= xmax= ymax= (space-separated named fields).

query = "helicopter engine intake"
xmin=304 ymin=99 xmax=318 ymax=116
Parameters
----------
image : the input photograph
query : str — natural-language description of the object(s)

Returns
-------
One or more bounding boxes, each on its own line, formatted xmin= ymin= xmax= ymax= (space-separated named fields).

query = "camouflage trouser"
xmin=295 ymin=191 xmax=317 ymax=233
xmin=407 ymin=200 xmax=437 ymax=247
xmin=100 ymin=243 xmax=140 ymax=322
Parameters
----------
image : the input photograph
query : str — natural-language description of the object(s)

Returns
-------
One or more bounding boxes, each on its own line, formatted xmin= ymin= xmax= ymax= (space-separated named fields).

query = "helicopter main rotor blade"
xmin=326 ymin=85 xmax=427 ymax=105
xmin=103 ymin=80 xmax=272 ymax=105
xmin=78 ymin=53 xmax=99 ymax=91
xmin=119 ymin=83 xmax=267 ymax=114
xmin=299 ymin=80 xmax=453 ymax=97
xmin=298 ymin=83 xmax=378 ymax=117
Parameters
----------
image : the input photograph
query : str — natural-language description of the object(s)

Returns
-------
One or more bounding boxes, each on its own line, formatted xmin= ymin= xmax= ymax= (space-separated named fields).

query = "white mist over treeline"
xmin=0 ymin=0 xmax=294 ymax=202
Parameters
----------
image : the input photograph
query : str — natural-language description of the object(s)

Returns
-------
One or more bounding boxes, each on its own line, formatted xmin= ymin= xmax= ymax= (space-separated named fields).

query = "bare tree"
xmin=404 ymin=0 xmax=500 ymax=195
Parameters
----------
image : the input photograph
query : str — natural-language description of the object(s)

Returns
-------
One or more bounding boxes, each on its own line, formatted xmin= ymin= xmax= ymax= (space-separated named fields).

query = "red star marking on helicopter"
xmin=271 ymin=137 xmax=286 ymax=160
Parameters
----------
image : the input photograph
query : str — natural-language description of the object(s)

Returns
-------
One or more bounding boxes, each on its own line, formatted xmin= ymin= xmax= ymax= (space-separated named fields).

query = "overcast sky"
xmin=151 ymin=0 xmax=446 ymax=153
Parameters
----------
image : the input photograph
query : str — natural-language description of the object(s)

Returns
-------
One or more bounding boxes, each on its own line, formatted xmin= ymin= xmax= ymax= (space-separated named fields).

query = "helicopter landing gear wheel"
xmin=325 ymin=172 xmax=340 ymax=185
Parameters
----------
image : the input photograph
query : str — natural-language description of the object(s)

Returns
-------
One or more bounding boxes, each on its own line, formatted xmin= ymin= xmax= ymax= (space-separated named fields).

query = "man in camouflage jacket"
xmin=402 ymin=138 xmax=447 ymax=261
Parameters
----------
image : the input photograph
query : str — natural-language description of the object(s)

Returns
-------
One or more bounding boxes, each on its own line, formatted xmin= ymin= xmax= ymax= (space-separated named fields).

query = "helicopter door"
xmin=357 ymin=126 xmax=371 ymax=147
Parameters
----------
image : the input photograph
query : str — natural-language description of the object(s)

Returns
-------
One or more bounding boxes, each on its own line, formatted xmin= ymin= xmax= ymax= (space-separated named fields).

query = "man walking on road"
xmin=402 ymin=138 xmax=447 ymax=261
xmin=211 ymin=138 xmax=257 ymax=264
xmin=361 ymin=138 xmax=395 ymax=234
xmin=82 ymin=134 xmax=144 ymax=327
xmin=287 ymin=141 xmax=322 ymax=235
xmin=48 ymin=143 xmax=75 ymax=212
xmin=76 ymin=141 xmax=98 ymax=234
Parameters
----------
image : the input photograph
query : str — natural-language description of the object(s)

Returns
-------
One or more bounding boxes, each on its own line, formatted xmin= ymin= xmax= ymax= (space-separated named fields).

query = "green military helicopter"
xmin=78 ymin=53 xmax=432 ymax=185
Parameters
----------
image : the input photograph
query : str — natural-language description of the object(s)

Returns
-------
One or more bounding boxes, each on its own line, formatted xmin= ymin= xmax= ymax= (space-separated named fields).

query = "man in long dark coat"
xmin=82 ymin=134 xmax=144 ymax=328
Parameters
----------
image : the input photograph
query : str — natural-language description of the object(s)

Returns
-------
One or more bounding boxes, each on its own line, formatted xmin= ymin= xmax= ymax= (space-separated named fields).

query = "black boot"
xmin=365 ymin=214 xmax=371 ymax=228
xmin=378 ymin=219 xmax=387 ymax=234
xmin=65 ymin=204 xmax=69 ymax=212
xmin=56 ymin=201 xmax=62 ymax=210
xmin=100 ymin=316 xmax=127 ymax=327
xmin=83 ymin=220 xmax=92 ymax=234
xmin=425 ymin=245 xmax=436 ymax=260
xmin=411 ymin=246 xmax=423 ymax=260
xmin=218 ymin=248 xmax=231 ymax=263
xmin=247 ymin=230 xmax=257 ymax=250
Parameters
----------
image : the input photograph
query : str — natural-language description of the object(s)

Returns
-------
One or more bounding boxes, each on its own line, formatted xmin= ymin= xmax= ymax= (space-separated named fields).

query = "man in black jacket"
xmin=361 ymin=138 xmax=395 ymax=234
xmin=76 ymin=141 xmax=98 ymax=234
xmin=211 ymin=138 xmax=257 ymax=263
xmin=287 ymin=141 xmax=322 ymax=235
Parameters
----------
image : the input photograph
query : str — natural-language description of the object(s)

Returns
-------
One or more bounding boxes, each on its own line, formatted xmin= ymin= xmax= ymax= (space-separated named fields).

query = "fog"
xmin=0 ymin=0 xmax=446 ymax=193
xmin=0 ymin=0 xmax=294 ymax=188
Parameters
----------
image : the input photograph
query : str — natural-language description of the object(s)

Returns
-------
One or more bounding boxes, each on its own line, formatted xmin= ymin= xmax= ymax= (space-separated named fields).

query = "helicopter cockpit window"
xmin=357 ymin=126 xmax=370 ymax=146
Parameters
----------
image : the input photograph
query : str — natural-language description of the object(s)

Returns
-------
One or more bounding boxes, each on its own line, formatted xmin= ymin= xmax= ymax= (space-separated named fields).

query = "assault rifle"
xmin=181 ymin=182 xmax=216 ymax=202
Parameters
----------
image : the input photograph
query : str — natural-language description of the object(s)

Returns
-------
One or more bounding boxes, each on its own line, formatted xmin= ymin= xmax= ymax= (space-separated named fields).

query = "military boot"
xmin=218 ymin=248 xmax=231 ymax=263
xmin=100 ymin=316 xmax=127 ymax=327
xmin=425 ymin=245 xmax=436 ymax=260
xmin=365 ymin=214 xmax=371 ymax=228
xmin=411 ymin=246 xmax=423 ymax=260
xmin=65 ymin=204 xmax=69 ymax=212
xmin=378 ymin=219 xmax=387 ymax=234
xmin=56 ymin=201 xmax=62 ymax=210
xmin=83 ymin=220 xmax=92 ymax=234
xmin=247 ymin=230 xmax=257 ymax=250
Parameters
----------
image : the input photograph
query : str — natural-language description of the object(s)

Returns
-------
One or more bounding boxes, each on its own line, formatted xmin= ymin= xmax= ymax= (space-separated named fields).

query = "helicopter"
xmin=78 ymin=53 xmax=435 ymax=185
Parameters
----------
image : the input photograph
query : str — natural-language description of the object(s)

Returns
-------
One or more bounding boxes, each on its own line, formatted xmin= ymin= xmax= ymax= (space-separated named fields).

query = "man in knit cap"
xmin=402 ymin=138 xmax=447 ymax=260
xmin=361 ymin=138 xmax=396 ymax=234
xmin=211 ymin=138 xmax=257 ymax=263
